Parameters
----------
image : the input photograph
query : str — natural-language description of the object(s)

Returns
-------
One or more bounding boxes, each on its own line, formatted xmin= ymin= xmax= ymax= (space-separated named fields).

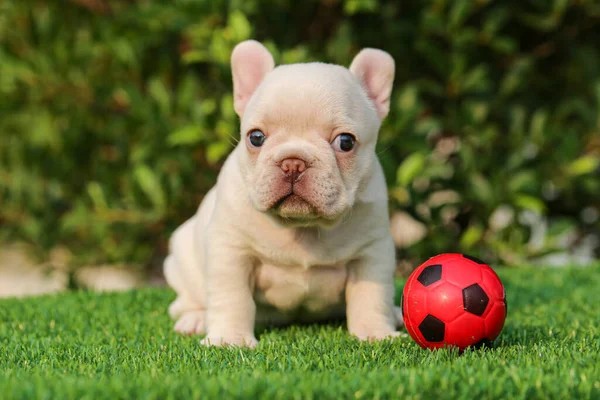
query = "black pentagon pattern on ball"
xmin=461 ymin=254 xmax=485 ymax=264
xmin=462 ymin=283 xmax=489 ymax=316
xmin=417 ymin=264 xmax=442 ymax=287
xmin=418 ymin=315 xmax=445 ymax=342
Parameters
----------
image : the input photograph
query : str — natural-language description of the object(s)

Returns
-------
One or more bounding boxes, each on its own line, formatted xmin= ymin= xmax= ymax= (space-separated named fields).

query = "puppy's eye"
xmin=332 ymin=133 xmax=356 ymax=152
xmin=248 ymin=130 xmax=266 ymax=148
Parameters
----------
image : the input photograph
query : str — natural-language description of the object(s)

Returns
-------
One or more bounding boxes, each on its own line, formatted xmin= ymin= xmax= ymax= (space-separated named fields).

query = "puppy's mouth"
xmin=270 ymin=192 xmax=319 ymax=222
xmin=255 ymin=167 xmax=346 ymax=227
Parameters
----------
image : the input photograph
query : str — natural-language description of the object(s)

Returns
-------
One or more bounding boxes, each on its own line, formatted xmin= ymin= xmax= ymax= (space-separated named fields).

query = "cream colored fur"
xmin=164 ymin=40 xmax=402 ymax=347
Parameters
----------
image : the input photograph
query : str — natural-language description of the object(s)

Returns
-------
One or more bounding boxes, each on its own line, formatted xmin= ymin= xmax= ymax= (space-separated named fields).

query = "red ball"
xmin=402 ymin=253 xmax=507 ymax=351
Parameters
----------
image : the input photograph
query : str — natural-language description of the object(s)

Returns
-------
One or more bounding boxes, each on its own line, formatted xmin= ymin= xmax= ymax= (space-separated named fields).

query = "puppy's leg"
xmin=164 ymin=216 xmax=209 ymax=335
xmin=200 ymin=242 xmax=258 ymax=348
xmin=164 ymin=254 xmax=206 ymax=335
xmin=346 ymin=236 xmax=399 ymax=341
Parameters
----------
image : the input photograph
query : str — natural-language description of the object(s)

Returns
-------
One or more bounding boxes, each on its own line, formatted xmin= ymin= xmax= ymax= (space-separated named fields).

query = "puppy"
xmin=164 ymin=40 xmax=402 ymax=347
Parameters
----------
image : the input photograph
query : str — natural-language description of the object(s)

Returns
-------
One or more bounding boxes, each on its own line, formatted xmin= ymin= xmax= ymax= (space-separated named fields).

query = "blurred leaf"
xmin=209 ymin=30 xmax=231 ymax=63
xmin=182 ymin=50 xmax=209 ymax=64
xmin=546 ymin=217 xmax=576 ymax=237
xmin=529 ymin=109 xmax=548 ymax=143
xmin=483 ymin=7 xmax=510 ymax=37
xmin=228 ymin=10 xmax=252 ymax=42
xmin=449 ymin=0 xmax=474 ymax=29
xmin=343 ymin=0 xmax=378 ymax=15
xmin=148 ymin=78 xmax=171 ymax=115
xmin=469 ymin=173 xmax=494 ymax=204
xmin=206 ymin=142 xmax=230 ymax=165
xmin=490 ymin=37 xmax=518 ymax=54
xmin=111 ymin=39 xmax=136 ymax=66
xmin=514 ymin=194 xmax=547 ymax=214
xmin=216 ymin=120 xmax=235 ymax=141
xmin=87 ymin=182 xmax=108 ymax=211
xmin=508 ymin=170 xmax=537 ymax=193
xmin=460 ymin=65 xmax=490 ymax=93
xmin=390 ymin=187 xmax=411 ymax=205
xmin=220 ymin=94 xmax=236 ymax=121
xmin=168 ymin=125 xmax=204 ymax=146
xmin=30 ymin=111 xmax=61 ymax=151
xmin=200 ymin=99 xmax=217 ymax=115
xmin=397 ymin=153 xmax=426 ymax=187
xmin=460 ymin=223 xmax=484 ymax=250
xmin=565 ymin=156 xmax=599 ymax=176
xmin=134 ymin=165 xmax=166 ymax=212
xmin=397 ymin=85 xmax=419 ymax=112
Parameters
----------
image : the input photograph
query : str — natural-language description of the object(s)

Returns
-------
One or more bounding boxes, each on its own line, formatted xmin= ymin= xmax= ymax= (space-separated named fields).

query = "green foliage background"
xmin=1 ymin=0 xmax=599 ymax=270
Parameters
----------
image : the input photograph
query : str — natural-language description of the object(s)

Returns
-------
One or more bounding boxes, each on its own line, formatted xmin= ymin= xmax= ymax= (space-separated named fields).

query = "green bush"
xmin=1 ymin=0 xmax=599 ymax=270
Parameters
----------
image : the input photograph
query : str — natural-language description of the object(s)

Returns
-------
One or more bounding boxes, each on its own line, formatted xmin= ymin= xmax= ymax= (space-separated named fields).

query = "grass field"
xmin=1 ymin=266 xmax=599 ymax=399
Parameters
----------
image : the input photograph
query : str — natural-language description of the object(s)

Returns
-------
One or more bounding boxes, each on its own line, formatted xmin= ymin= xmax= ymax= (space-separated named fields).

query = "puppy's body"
xmin=165 ymin=41 xmax=400 ymax=347
xmin=165 ymin=149 xmax=393 ymax=326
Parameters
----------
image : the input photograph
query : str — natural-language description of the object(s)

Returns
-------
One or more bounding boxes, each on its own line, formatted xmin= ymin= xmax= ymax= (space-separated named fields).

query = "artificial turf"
xmin=1 ymin=266 xmax=599 ymax=399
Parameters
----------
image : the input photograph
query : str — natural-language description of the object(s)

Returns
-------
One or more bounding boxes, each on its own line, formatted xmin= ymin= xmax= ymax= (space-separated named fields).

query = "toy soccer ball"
xmin=402 ymin=253 xmax=507 ymax=350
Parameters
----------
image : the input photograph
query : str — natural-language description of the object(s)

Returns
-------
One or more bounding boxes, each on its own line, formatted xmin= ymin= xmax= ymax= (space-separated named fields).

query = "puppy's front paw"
xmin=174 ymin=311 xmax=206 ymax=335
xmin=352 ymin=329 xmax=404 ymax=342
xmin=200 ymin=334 xmax=258 ymax=348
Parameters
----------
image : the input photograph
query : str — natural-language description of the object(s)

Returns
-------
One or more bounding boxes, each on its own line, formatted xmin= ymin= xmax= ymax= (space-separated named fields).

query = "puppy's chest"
xmin=249 ymin=228 xmax=360 ymax=267
xmin=253 ymin=262 xmax=348 ymax=313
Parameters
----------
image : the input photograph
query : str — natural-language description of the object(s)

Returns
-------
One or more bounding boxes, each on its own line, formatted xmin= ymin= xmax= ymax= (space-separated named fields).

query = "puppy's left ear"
xmin=231 ymin=40 xmax=275 ymax=117
xmin=349 ymin=49 xmax=395 ymax=120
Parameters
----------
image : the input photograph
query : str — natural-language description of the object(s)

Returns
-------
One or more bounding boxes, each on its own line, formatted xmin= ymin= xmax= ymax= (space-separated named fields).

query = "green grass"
xmin=1 ymin=266 xmax=599 ymax=399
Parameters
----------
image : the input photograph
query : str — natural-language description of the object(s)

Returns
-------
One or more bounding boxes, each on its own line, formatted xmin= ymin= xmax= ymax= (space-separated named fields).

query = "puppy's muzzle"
xmin=279 ymin=158 xmax=307 ymax=183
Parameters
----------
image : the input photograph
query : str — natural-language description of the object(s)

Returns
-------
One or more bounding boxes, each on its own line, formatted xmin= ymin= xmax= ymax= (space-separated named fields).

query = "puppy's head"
xmin=231 ymin=40 xmax=394 ymax=227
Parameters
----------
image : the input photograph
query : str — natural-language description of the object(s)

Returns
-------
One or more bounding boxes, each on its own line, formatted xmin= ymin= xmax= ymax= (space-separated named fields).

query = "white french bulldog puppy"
xmin=164 ymin=40 xmax=402 ymax=347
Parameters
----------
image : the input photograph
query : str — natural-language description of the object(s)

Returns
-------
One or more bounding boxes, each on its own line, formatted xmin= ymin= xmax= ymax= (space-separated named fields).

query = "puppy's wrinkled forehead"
xmin=243 ymin=63 xmax=379 ymax=134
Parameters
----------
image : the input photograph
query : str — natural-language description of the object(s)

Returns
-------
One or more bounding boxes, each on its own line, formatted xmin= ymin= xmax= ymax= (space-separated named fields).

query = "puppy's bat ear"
xmin=349 ymin=49 xmax=395 ymax=120
xmin=231 ymin=40 xmax=275 ymax=117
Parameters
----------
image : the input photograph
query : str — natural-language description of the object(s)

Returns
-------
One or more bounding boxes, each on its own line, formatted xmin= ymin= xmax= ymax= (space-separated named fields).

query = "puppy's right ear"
xmin=349 ymin=48 xmax=395 ymax=120
xmin=231 ymin=40 xmax=275 ymax=117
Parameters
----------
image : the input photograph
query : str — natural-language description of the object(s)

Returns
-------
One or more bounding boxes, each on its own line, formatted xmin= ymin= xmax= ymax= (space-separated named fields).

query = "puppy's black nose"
xmin=280 ymin=158 xmax=306 ymax=182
